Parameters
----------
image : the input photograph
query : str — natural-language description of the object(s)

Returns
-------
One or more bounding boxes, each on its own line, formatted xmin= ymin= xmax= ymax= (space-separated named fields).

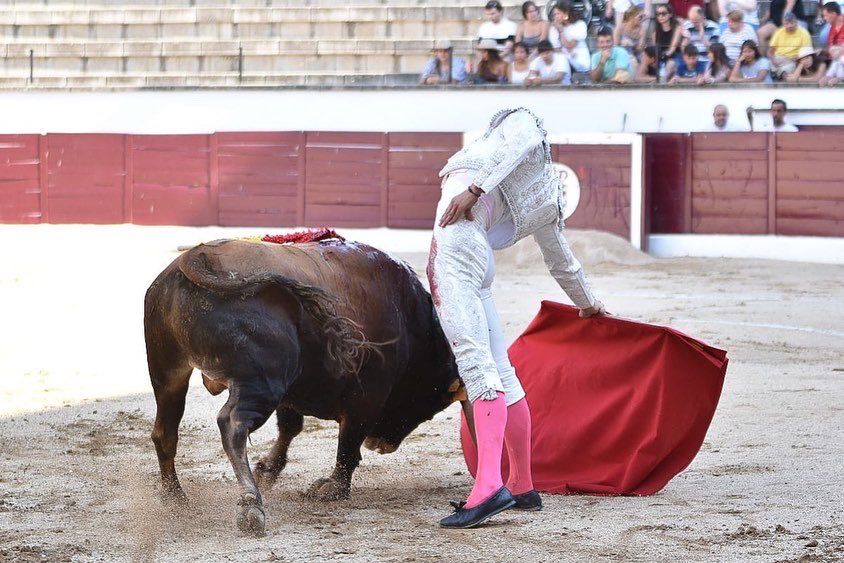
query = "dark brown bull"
xmin=144 ymin=239 xmax=463 ymax=535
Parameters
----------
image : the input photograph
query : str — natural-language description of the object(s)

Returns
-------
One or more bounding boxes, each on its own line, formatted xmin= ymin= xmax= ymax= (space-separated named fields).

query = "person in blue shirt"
xmin=590 ymin=27 xmax=633 ymax=83
xmin=420 ymin=40 xmax=469 ymax=84
xmin=668 ymin=44 xmax=708 ymax=83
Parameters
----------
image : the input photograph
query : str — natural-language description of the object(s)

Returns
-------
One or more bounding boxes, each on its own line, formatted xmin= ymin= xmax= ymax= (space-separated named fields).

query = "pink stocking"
xmin=504 ymin=397 xmax=534 ymax=495
xmin=465 ymin=392 xmax=507 ymax=508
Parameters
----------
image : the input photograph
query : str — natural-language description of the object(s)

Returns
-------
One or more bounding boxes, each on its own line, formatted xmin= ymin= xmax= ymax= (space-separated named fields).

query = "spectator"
xmin=719 ymin=10 xmax=759 ymax=64
xmin=768 ymin=99 xmax=799 ymax=131
xmin=668 ymin=44 xmax=708 ymax=82
xmin=472 ymin=39 xmax=509 ymax=83
xmin=819 ymin=51 xmax=844 ymax=84
xmin=607 ymin=0 xmax=652 ymax=27
xmin=635 ymin=45 xmax=661 ymax=81
xmin=701 ymin=42 xmax=732 ymax=82
xmin=729 ymin=39 xmax=773 ymax=81
xmin=614 ymin=6 xmax=647 ymax=63
xmin=591 ymin=27 xmax=634 ymax=83
xmin=682 ymin=6 xmax=720 ymax=64
xmin=821 ymin=2 xmax=844 ymax=58
xmin=669 ymin=0 xmax=705 ymax=19
xmin=757 ymin=0 xmax=807 ymax=55
xmin=525 ymin=39 xmax=572 ymax=84
xmin=706 ymin=104 xmax=748 ymax=131
xmin=650 ymin=4 xmax=684 ymax=66
xmin=549 ymin=1 xmax=592 ymax=72
xmin=718 ymin=0 xmax=759 ymax=31
xmin=767 ymin=11 xmax=812 ymax=78
xmin=784 ymin=46 xmax=827 ymax=82
xmin=515 ymin=1 xmax=550 ymax=55
xmin=479 ymin=0 xmax=519 ymax=60
xmin=419 ymin=40 xmax=469 ymax=84
xmin=508 ymin=42 xmax=532 ymax=84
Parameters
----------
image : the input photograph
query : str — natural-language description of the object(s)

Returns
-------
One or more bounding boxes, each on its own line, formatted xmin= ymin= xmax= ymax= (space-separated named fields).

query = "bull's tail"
xmin=177 ymin=242 xmax=376 ymax=377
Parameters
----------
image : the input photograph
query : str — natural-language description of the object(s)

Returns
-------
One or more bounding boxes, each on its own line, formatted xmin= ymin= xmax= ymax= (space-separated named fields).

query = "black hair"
xmin=485 ymin=0 xmax=504 ymax=11
xmin=536 ymin=39 xmax=554 ymax=52
xmin=596 ymin=26 xmax=613 ymax=38
xmin=771 ymin=99 xmax=787 ymax=111
xmin=521 ymin=1 xmax=538 ymax=18
xmin=823 ymin=1 xmax=841 ymax=14
xmin=740 ymin=39 xmax=760 ymax=60
xmin=683 ymin=44 xmax=700 ymax=57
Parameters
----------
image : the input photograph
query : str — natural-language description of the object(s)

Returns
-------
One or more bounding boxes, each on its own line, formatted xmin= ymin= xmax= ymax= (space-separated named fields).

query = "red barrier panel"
xmin=0 ymin=135 xmax=41 ymax=224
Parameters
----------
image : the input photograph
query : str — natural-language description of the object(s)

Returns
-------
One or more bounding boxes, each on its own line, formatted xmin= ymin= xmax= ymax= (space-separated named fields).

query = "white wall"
xmin=2 ymin=87 xmax=842 ymax=135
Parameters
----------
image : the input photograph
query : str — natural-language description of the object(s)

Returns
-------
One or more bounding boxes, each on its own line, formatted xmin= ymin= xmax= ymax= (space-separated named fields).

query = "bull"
xmin=143 ymin=238 xmax=464 ymax=535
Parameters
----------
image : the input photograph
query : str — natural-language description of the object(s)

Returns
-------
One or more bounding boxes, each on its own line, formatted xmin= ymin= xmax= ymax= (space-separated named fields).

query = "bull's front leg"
xmin=305 ymin=416 xmax=368 ymax=501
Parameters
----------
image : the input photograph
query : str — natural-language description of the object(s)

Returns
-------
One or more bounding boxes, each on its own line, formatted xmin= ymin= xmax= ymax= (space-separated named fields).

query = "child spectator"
xmin=635 ymin=45 xmax=660 ymax=82
xmin=525 ymin=39 xmax=572 ymax=84
xmin=668 ymin=44 xmax=708 ymax=82
xmin=515 ymin=1 xmax=550 ymax=55
xmin=508 ymin=42 xmax=532 ymax=84
xmin=729 ymin=39 xmax=773 ymax=82
xmin=419 ymin=40 xmax=468 ymax=84
xmin=701 ymin=42 xmax=732 ymax=82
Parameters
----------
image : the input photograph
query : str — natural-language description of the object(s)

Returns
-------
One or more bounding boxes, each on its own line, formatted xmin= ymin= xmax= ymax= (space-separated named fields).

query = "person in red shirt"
xmin=821 ymin=2 xmax=844 ymax=58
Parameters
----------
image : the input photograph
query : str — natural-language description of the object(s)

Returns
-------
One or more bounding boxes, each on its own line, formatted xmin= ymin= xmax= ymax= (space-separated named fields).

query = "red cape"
xmin=460 ymin=301 xmax=728 ymax=495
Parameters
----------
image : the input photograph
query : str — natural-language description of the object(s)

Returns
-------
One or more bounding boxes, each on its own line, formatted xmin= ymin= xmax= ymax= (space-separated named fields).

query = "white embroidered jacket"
xmin=439 ymin=108 xmax=562 ymax=246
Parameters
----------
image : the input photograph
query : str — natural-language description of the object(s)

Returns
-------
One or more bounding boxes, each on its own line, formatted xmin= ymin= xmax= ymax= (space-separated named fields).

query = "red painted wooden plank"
xmin=307 ymin=190 xmax=381 ymax=206
xmin=388 ymin=184 xmax=442 ymax=203
xmin=776 ymin=162 xmax=844 ymax=182
xmin=693 ymin=216 xmax=768 ymax=234
xmin=692 ymin=161 xmax=768 ymax=180
xmin=777 ymin=181 xmax=844 ymax=200
xmin=644 ymin=134 xmax=687 ymax=234
xmin=691 ymin=179 xmax=768 ymax=198
xmin=777 ymin=198 xmax=844 ymax=222
xmin=209 ymin=133 xmax=219 ymax=225
xmin=776 ymin=133 xmax=844 ymax=151
xmin=217 ymin=154 xmax=299 ymax=172
xmin=306 ymin=131 xmax=384 ymax=146
xmin=691 ymin=133 xmax=768 ymax=150
xmin=388 ymin=150 xmax=453 ymax=168
xmin=692 ymin=196 xmax=768 ymax=217
xmin=132 ymin=136 xmax=210 ymax=151
xmin=777 ymin=217 xmax=843 ymax=237
xmin=297 ymin=131 xmax=306 ymax=225
xmin=306 ymin=147 xmax=383 ymax=164
xmin=304 ymin=204 xmax=381 ymax=227
xmin=218 ymin=182 xmax=299 ymax=197
xmin=389 ymin=132 xmax=462 ymax=147
xmin=216 ymin=131 xmax=302 ymax=144
xmin=389 ymin=168 xmax=444 ymax=185
xmin=776 ymin=150 xmax=844 ymax=162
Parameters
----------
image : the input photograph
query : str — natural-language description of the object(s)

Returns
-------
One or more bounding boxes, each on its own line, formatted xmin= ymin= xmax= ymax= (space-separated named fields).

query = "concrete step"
xmin=0 ymin=71 xmax=421 ymax=89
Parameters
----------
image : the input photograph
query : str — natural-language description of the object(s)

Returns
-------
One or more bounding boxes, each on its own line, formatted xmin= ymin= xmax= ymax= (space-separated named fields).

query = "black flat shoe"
xmin=439 ymin=487 xmax=515 ymax=529
xmin=511 ymin=489 xmax=542 ymax=511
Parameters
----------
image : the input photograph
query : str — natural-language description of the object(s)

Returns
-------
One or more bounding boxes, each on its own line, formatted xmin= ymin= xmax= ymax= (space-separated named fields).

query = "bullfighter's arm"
xmin=471 ymin=110 xmax=545 ymax=194
xmin=532 ymin=221 xmax=605 ymax=316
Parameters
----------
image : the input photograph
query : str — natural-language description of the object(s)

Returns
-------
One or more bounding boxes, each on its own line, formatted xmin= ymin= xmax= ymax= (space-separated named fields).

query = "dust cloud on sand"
xmin=1 ymin=225 xmax=842 ymax=562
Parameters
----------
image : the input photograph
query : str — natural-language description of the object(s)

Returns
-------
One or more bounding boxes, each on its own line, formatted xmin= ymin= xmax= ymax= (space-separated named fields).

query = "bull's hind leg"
xmin=149 ymin=366 xmax=192 ymax=504
xmin=305 ymin=417 xmax=368 ymax=501
xmin=254 ymin=406 xmax=304 ymax=491
xmin=217 ymin=383 xmax=278 ymax=536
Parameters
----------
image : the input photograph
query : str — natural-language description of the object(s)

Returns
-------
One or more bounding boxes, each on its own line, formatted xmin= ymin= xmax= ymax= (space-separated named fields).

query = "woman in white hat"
xmin=420 ymin=40 xmax=469 ymax=84
xmin=473 ymin=39 xmax=510 ymax=83
xmin=784 ymin=46 xmax=827 ymax=82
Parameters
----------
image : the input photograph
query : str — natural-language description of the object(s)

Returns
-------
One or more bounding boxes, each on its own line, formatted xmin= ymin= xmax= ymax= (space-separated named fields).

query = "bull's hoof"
xmin=159 ymin=485 xmax=189 ymax=507
xmin=236 ymin=495 xmax=266 ymax=537
xmin=304 ymin=477 xmax=350 ymax=501
xmin=254 ymin=459 xmax=280 ymax=492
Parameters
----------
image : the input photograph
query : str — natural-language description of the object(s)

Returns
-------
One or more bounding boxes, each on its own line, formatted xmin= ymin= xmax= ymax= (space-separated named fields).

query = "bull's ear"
xmin=447 ymin=378 xmax=468 ymax=402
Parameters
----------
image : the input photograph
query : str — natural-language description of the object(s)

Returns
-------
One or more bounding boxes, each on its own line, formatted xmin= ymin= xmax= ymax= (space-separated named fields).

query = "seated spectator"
xmin=821 ymin=2 xmax=844 ymax=58
xmin=767 ymin=11 xmax=812 ymax=78
xmin=650 ymin=4 xmax=684 ymax=66
xmin=719 ymin=10 xmax=759 ymax=64
xmin=729 ymin=39 xmax=773 ymax=82
xmin=607 ymin=0 xmax=652 ymax=28
xmin=525 ymin=40 xmax=572 ymax=85
xmin=419 ymin=40 xmax=469 ymax=84
xmin=784 ymin=46 xmax=827 ymax=81
xmin=718 ymin=0 xmax=759 ymax=31
xmin=591 ymin=27 xmax=634 ymax=83
xmin=549 ymin=1 xmax=592 ymax=72
xmin=635 ymin=45 xmax=660 ymax=82
xmin=819 ymin=51 xmax=844 ymax=84
xmin=515 ymin=1 xmax=550 ymax=55
xmin=757 ymin=0 xmax=808 ymax=54
xmin=682 ymin=6 xmax=720 ymax=64
xmin=668 ymin=44 xmax=708 ymax=82
xmin=701 ymin=42 xmax=732 ymax=82
xmin=479 ymin=0 xmax=519 ymax=60
xmin=670 ymin=0 xmax=705 ymax=19
xmin=508 ymin=42 xmax=532 ymax=84
xmin=472 ymin=39 xmax=509 ymax=83
xmin=614 ymin=6 xmax=647 ymax=63
xmin=768 ymin=98 xmax=799 ymax=131
xmin=706 ymin=104 xmax=748 ymax=131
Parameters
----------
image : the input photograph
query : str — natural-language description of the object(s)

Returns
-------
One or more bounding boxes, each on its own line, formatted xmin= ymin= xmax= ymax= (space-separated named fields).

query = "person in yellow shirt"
xmin=767 ymin=11 xmax=813 ymax=77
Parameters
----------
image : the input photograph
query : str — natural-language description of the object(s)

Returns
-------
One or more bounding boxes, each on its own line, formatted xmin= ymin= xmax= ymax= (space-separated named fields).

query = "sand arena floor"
xmin=0 ymin=225 xmax=842 ymax=563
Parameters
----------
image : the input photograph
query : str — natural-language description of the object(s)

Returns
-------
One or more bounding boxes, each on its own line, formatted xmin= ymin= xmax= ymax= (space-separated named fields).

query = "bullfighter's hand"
xmin=579 ymin=300 xmax=607 ymax=318
xmin=438 ymin=190 xmax=478 ymax=227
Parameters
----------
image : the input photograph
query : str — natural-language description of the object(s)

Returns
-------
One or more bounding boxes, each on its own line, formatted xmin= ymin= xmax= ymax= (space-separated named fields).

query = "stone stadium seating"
xmin=0 ymin=0 xmax=828 ymax=89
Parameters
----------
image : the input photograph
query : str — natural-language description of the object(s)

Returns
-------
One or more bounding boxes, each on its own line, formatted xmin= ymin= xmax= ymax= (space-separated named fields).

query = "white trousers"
xmin=427 ymin=174 xmax=525 ymax=406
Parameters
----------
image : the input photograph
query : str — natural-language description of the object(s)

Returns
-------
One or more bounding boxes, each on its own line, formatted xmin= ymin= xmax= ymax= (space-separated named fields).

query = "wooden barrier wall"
xmin=646 ymin=130 xmax=844 ymax=238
